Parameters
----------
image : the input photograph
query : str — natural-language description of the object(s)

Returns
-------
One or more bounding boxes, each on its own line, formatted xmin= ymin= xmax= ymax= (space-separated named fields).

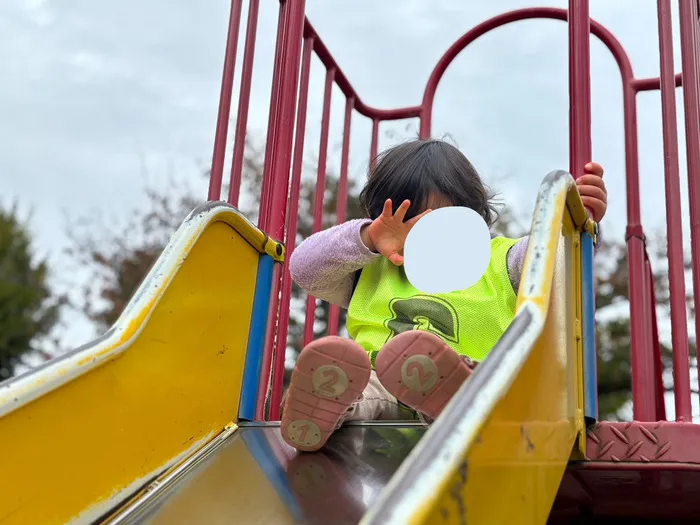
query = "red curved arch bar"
xmin=411 ymin=7 xmax=661 ymax=420
xmin=303 ymin=20 xmax=423 ymax=121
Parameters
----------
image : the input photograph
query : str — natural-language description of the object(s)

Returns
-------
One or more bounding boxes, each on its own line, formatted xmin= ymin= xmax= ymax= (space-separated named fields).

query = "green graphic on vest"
xmin=385 ymin=295 xmax=460 ymax=344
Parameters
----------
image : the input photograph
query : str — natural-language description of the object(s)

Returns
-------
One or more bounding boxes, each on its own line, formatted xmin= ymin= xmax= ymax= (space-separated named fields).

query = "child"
xmin=281 ymin=139 xmax=607 ymax=451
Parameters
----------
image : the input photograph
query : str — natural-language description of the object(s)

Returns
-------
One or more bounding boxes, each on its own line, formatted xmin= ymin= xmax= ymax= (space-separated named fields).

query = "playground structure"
xmin=2 ymin=0 xmax=700 ymax=523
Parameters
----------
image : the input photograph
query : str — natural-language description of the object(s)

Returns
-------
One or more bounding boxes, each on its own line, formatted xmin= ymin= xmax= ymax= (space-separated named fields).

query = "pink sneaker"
xmin=375 ymin=331 xmax=475 ymax=421
xmin=281 ymin=336 xmax=371 ymax=452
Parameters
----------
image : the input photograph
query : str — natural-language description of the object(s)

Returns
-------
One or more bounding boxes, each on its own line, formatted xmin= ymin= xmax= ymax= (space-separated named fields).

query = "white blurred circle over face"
xmin=404 ymin=206 xmax=491 ymax=294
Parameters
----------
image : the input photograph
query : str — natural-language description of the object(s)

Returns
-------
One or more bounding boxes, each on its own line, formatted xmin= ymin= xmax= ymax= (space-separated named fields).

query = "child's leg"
xmin=342 ymin=371 xmax=416 ymax=422
xmin=375 ymin=331 xmax=475 ymax=420
xmin=281 ymin=336 xmax=371 ymax=452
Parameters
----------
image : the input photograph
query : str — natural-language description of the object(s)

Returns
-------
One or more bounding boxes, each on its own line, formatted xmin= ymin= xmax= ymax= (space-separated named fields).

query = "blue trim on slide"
xmin=240 ymin=255 xmax=275 ymax=421
xmin=581 ymin=232 xmax=598 ymax=423
xmin=241 ymin=430 xmax=302 ymax=520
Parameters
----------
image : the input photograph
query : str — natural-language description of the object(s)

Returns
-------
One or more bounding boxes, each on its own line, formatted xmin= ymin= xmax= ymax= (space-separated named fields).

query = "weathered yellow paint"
xmin=568 ymin=213 xmax=587 ymax=460
xmin=515 ymin=187 xmax=568 ymax=313
xmin=0 ymin=220 xmax=258 ymax=525
xmin=145 ymin=433 xmax=296 ymax=525
xmin=203 ymin=203 xmax=285 ymax=262
xmin=413 ymin=180 xmax=587 ymax=525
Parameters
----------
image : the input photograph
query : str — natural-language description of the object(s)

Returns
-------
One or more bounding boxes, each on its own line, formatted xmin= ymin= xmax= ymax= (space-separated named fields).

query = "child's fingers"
xmin=394 ymin=199 xmax=411 ymax=222
xmin=578 ymin=184 xmax=607 ymax=204
xmin=381 ymin=199 xmax=393 ymax=218
xmin=577 ymin=174 xmax=606 ymax=188
xmin=581 ymin=196 xmax=606 ymax=221
xmin=406 ymin=208 xmax=433 ymax=226
xmin=388 ymin=253 xmax=404 ymax=266
xmin=584 ymin=162 xmax=604 ymax=177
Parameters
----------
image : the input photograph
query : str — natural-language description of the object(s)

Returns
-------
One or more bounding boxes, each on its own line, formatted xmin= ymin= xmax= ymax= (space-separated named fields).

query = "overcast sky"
xmin=1 ymin=0 xmax=697 ymax=415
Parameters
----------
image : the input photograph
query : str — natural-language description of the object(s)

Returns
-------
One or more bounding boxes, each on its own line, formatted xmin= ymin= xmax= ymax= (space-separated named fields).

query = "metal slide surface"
xmin=106 ymin=423 xmax=427 ymax=525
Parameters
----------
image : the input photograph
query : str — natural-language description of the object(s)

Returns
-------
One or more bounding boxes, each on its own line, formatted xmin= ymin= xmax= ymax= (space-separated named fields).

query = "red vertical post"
xmin=568 ymin=0 xmax=592 ymax=178
xmin=228 ymin=0 xmax=260 ymax=206
xmin=268 ymin=35 xmax=314 ymax=421
xmin=264 ymin=4 xmax=306 ymax=241
xmin=647 ymin=256 xmax=668 ymax=420
xmin=625 ymin=85 xmax=656 ymax=421
xmin=640 ymin=243 xmax=659 ymax=420
xmin=643 ymin=254 xmax=663 ymax=421
xmin=258 ymin=1 xmax=289 ymax=231
xmin=254 ymin=1 xmax=288 ymax=419
xmin=255 ymin=0 xmax=307 ymax=419
xmin=568 ymin=0 xmax=601 ymax=422
xmin=303 ymin=67 xmax=335 ymax=347
xmin=656 ymin=0 xmax=692 ymax=421
xmin=418 ymin=111 xmax=430 ymax=139
xmin=328 ymin=96 xmax=354 ymax=336
xmin=603 ymin=17 xmax=658 ymax=419
xmin=370 ymin=118 xmax=380 ymax=167
xmin=679 ymin=0 xmax=700 ymax=402
xmin=209 ymin=0 xmax=243 ymax=201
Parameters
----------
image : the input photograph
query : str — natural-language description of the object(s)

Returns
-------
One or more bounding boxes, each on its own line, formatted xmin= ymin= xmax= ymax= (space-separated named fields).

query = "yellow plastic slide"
xmin=0 ymin=172 xmax=588 ymax=525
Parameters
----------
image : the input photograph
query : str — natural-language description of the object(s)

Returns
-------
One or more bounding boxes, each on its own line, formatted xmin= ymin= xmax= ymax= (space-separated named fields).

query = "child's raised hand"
xmin=577 ymin=162 xmax=607 ymax=223
xmin=362 ymin=199 xmax=431 ymax=266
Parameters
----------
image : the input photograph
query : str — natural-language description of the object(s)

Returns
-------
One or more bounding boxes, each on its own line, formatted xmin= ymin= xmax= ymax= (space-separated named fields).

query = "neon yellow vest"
xmin=346 ymin=236 xmax=519 ymax=366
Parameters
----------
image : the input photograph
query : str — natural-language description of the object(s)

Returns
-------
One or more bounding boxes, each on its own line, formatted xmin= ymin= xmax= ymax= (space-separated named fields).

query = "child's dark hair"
xmin=359 ymin=139 xmax=498 ymax=226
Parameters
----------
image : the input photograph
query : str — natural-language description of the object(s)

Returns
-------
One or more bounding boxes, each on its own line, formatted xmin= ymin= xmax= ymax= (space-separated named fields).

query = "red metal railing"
xmin=208 ymin=0 xmax=243 ymax=202
xmin=656 ymin=0 xmax=691 ymax=421
xmin=268 ymin=19 xmax=421 ymax=418
xmin=209 ymin=0 xmax=700 ymax=423
xmin=678 ymin=0 xmax=700 ymax=405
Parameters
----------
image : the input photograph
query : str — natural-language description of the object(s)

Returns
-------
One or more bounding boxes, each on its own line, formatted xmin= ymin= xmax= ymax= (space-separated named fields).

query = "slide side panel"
xmin=0 ymin=204 xmax=270 ymax=525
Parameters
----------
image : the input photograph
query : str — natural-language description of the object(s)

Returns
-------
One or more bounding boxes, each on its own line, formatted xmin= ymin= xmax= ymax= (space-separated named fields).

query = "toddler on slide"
xmin=281 ymin=139 xmax=608 ymax=451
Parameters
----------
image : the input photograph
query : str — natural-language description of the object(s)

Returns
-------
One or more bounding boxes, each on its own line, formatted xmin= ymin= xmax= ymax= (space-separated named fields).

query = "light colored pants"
xmin=338 ymin=371 xmax=417 ymax=425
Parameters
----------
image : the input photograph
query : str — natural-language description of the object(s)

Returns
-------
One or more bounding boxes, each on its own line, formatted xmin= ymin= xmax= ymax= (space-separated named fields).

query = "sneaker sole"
xmin=375 ymin=331 xmax=472 ymax=420
xmin=281 ymin=336 xmax=371 ymax=452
